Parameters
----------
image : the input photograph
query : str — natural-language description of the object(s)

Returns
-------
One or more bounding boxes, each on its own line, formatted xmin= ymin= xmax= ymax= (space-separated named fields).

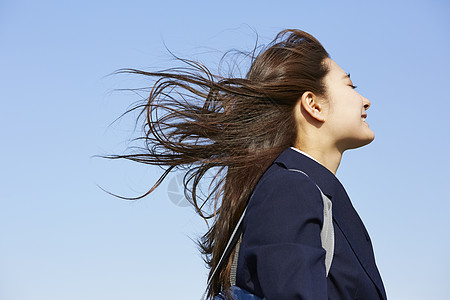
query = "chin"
xmin=360 ymin=135 xmax=375 ymax=147
xmin=340 ymin=133 xmax=375 ymax=151
xmin=356 ymin=128 xmax=375 ymax=148
xmin=359 ymin=134 xmax=375 ymax=148
xmin=365 ymin=129 xmax=375 ymax=144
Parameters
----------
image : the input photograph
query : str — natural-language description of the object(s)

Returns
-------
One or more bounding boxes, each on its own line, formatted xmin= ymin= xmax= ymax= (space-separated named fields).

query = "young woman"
xmin=110 ymin=29 xmax=387 ymax=299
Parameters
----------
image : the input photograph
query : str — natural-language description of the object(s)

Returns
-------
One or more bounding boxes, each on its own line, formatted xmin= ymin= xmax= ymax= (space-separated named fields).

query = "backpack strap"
xmin=287 ymin=169 xmax=334 ymax=276
xmin=201 ymin=207 xmax=247 ymax=300
xmin=229 ymin=235 xmax=241 ymax=286
xmin=318 ymin=184 xmax=334 ymax=276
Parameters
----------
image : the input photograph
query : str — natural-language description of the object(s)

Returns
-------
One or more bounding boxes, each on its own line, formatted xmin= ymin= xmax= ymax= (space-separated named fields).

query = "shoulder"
xmin=240 ymin=162 xmax=327 ymax=248
xmin=247 ymin=163 xmax=324 ymax=219
xmin=254 ymin=163 xmax=323 ymax=202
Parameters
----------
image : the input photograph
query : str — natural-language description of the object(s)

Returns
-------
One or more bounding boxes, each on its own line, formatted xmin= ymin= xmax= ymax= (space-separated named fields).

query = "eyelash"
xmin=346 ymin=73 xmax=357 ymax=89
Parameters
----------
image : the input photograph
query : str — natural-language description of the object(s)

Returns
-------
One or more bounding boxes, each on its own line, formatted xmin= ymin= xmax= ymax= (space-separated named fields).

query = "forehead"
xmin=324 ymin=58 xmax=348 ymax=81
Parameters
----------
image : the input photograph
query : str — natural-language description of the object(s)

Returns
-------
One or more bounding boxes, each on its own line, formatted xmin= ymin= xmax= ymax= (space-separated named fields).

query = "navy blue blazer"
xmin=236 ymin=148 xmax=387 ymax=300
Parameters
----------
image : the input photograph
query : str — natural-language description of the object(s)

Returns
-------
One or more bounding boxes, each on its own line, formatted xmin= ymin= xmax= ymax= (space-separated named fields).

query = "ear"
xmin=298 ymin=91 xmax=326 ymax=122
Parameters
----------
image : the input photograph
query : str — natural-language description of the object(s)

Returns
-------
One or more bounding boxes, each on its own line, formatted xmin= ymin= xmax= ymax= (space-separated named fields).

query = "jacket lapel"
xmin=330 ymin=187 xmax=387 ymax=299
xmin=274 ymin=148 xmax=387 ymax=299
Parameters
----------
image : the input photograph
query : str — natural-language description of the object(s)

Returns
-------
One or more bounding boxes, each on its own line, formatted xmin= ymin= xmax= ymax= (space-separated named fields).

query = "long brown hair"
xmin=107 ymin=29 xmax=329 ymax=298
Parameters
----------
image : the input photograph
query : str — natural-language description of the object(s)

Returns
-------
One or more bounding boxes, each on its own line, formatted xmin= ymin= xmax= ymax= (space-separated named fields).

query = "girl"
xmin=109 ymin=29 xmax=387 ymax=299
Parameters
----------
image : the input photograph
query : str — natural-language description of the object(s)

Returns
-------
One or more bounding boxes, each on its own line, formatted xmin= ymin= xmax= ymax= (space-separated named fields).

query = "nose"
xmin=363 ymin=96 xmax=371 ymax=110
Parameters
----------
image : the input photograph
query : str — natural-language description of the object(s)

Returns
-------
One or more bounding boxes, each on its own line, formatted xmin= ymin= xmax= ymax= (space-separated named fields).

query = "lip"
xmin=361 ymin=113 xmax=368 ymax=126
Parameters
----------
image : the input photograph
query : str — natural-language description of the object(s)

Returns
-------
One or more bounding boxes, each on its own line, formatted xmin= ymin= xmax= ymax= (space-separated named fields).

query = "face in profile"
xmin=321 ymin=58 xmax=375 ymax=151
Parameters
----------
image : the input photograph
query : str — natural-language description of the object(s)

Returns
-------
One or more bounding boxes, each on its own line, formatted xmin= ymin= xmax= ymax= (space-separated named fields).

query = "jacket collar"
xmin=274 ymin=148 xmax=342 ymax=199
xmin=274 ymin=148 xmax=387 ymax=299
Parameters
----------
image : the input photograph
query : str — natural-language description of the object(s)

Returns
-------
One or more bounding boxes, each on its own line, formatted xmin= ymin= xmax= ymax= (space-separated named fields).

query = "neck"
xmin=293 ymin=141 xmax=343 ymax=175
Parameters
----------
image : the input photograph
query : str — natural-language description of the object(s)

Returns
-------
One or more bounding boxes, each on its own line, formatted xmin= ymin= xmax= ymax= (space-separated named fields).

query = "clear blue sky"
xmin=1 ymin=1 xmax=449 ymax=299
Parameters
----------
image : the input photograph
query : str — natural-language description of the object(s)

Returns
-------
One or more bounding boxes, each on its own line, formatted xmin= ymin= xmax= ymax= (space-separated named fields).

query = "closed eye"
xmin=346 ymin=73 xmax=357 ymax=89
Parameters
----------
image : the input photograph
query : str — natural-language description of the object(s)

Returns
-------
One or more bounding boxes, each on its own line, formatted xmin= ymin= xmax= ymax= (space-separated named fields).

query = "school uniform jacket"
xmin=235 ymin=148 xmax=387 ymax=299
